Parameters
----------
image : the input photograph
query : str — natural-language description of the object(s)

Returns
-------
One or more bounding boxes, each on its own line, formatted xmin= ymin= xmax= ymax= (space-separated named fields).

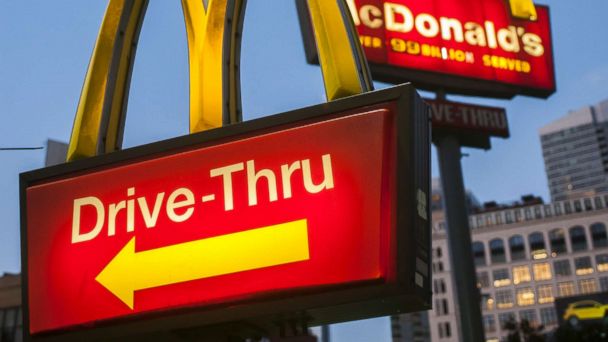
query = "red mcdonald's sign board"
xmin=21 ymin=85 xmax=430 ymax=340
xmin=298 ymin=0 xmax=556 ymax=99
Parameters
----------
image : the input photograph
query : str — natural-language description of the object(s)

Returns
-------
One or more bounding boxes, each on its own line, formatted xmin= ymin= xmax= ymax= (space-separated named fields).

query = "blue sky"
xmin=1 ymin=1 xmax=607 ymax=340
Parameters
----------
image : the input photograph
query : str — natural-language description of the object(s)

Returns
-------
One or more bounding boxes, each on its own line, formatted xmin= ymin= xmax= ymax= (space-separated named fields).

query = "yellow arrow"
xmin=95 ymin=219 xmax=310 ymax=309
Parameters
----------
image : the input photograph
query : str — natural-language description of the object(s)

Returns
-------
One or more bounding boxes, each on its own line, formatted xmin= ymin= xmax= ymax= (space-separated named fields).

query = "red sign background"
xmin=347 ymin=0 xmax=555 ymax=97
xmin=25 ymin=107 xmax=397 ymax=334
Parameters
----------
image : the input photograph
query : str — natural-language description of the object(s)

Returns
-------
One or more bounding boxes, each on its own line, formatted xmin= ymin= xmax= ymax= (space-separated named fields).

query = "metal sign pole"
xmin=435 ymin=94 xmax=485 ymax=342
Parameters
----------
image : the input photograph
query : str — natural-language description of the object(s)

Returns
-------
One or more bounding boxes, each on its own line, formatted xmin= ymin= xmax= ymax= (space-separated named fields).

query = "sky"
xmin=0 ymin=1 xmax=607 ymax=341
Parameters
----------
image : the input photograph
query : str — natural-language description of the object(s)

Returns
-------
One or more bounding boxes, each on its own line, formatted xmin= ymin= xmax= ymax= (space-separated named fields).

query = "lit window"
xmin=553 ymin=260 xmax=571 ymax=277
xmin=570 ymin=226 xmax=588 ymax=251
xmin=483 ymin=315 xmax=496 ymax=333
xmin=533 ymin=263 xmax=552 ymax=281
xmin=493 ymin=268 xmax=511 ymax=287
xmin=495 ymin=290 xmax=514 ymax=309
xmin=516 ymin=288 xmax=535 ymax=306
xmin=591 ymin=223 xmax=608 ymax=248
xmin=579 ymin=279 xmax=598 ymax=294
xmin=529 ymin=232 xmax=547 ymax=259
xmin=596 ymin=254 xmax=608 ymax=272
xmin=513 ymin=265 xmax=531 ymax=285
xmin=575 ymin=256 xmax=594 ymax=275
xmin=537 ymin=285 xmax=554 ymax=304
xmin=509 ymin=235 xmax=526 ymax=261
xmin=481 ymin=293 xmax=494 ymax=310
xmin=557 ymin=282 xmax=576 ymax=297
xmin=540 ymin=307 xmax=557 ymax=326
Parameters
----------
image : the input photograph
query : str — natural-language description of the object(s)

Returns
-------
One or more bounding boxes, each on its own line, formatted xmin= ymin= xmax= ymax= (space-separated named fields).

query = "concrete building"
xmin=0 ymin=273 xmax=22 ymax=342
xmin=540 ymin=98 xmax=608 ymax=201
xmin=427 ymin=192 xmax=608 ymax=342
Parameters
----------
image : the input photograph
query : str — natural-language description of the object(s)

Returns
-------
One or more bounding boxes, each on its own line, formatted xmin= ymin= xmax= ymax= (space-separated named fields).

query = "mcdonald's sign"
xmin=20 ymin=1 xmax=430 ymax=340
xmin=298 ymin=0 xmax=556 ymax=99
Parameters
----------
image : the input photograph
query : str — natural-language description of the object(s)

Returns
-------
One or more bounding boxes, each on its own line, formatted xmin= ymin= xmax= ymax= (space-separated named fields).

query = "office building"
xmin=0 ymin=273 xmax=22 ymax=342
xmin=540 ymin=98 xmax=608 ymax=201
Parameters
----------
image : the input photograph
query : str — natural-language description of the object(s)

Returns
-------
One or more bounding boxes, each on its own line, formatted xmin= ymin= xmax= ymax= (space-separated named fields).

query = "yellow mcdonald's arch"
xmin=509 ymin=0 xmax=538 ymax=20
xmin=67 ymin=0 xmax=373 ymax=162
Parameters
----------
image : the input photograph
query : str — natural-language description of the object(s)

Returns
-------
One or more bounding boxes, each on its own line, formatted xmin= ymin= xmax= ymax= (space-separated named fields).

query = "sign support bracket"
xmin=435 ymin=91 xmax=485 ymax=342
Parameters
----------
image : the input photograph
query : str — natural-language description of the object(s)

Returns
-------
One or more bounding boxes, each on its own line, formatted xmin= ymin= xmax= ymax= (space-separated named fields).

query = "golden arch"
xmin=67 ymin=0 xmax=373 ymax=162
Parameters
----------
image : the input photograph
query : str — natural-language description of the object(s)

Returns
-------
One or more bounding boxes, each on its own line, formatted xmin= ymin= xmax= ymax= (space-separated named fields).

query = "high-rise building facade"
xmin=540 ymin=99 xmax=608 ymax=201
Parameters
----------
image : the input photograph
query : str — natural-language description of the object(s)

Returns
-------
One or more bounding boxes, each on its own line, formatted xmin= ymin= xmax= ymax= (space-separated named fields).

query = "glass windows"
xmin=534 ymin=206 xmax=542 ymax=219
xmin=438 ymin=322 xmax=452 ymax=339
xmin=554 ymin=260 xmax=572 ymax=277
xmin=519 ymin=309 xmax=538 ymax=326
xmin=554 ymin=203 xmax=562 ymax=216
xmin=490 ymin=239 xmax=506 ymax=264
xmin=579 ymin=279 xmax=598 ymax=294
xmin=540 ymin=307 xmax=557 ymax=326
xmin=529 ymin=232 xmax=547 ymax=259
xmin=436 ymin=298 xmax=449 ymax=315
xmin=477 ymin=272 xmax=490 ymax=288
xmin=544 ymin=205 xmax=553 ymax=217
xmin=595 ymin=197 xmax=604 ymax=209
xmin=516 ymin=287 xmax=535 ymax=306
xmin=483 ymin=315 xmax=496 ymax=333
xmin=495 ymin=213 xmax=503 ymax=225
xmin=557 ymin=282 xmax=576 ymax=297
xmin=481 ymin=293 xmax=494 ymax=310
xmin=591 ymin=223 xmax=608 ymax=248
xmin=506 ymin=211 xmax=513 ymax=223
xmin=596 ymin=254 xmax=608 ymax=272
xmin=513 ymin=265 xmax=531 ymax=285
xmin=565 ymin=202 xmax=572 ymax=214
xmin=509 ymin=235 xmax=526 ymax=261
xmin=575 ymin=256 xmax=594 ymax=275
xmin=434 ymin=279 xmax=447 ymax=294
xmin=537 ymin=285 xmax=554 ymax=304
xmin=495 ymin=290 xmax=514 ymax=309
xmin=549 ymin=229 xmax=567 ymax=255
xmin=524 ymin=208 xmax=532 ymax=220
xmin=533 ymin=263 xmax=553 ymax=281
xmin=493 ymin=268 xmax=511 ymax=287
xmin=570 ymin=226 xmax=588 ymax=251
xmin=600 ymin=277 xmax=608 ymax=292
xmin=472 ymin=241 xmax=486 ymax=266
xmin=498 ymin=312 xmax=516 ymax=331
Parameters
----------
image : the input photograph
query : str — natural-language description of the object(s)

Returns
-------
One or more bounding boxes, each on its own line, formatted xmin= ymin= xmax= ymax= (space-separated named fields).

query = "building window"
xmin=574 ymin=200 xmax=582 ymax=212
xmin=549 ymin=228 xmax=567 ymax=256
xmin=496 ymin=290 xmax=514 ymax=309
xmin=537 ymin=285 xmax=554 ymax=304
xmin=513 ymin=265 xmax=531 ymax=285
xmin=595 ymin=197 xmax=604 ymax=209
xmin=584 ymin=198 xmax=593 ymax=211
xmin=490 ymin=239 xmax=506 ymax=264
xmin=493 ymin=268 xmax=511 ymax=287
xmin=565 ymin=202 xmax=572 ymax=214
xmin=534 ymin=206 xmax=542 ymax=219
xmin=554 ymin=203 xmax=562 ymax=216
xmin=575 ymin=256 xmax=594 ymax=275
xmin=519 ymin=309 xmax=538 ymax=327
xmin=533 ymin=263 xmax=552 ymax=281
xmin=506 ymin=211 xmax=513 ymax=223
xmin=558 ymin=282 xmax=576 ymax=297
xmin=483 ymin=315 xmax=496 ymax=333
xmin=1 ymin=307 xmax=21 ymax=342
xmin=438 ymin=322 xmax=452 ymax=339
xmin=579 ymin=278 xmax=598 ymax=294
xmin=570 ymin=226 xmax=588 ymax=251
xmin=524 ymin=208 xmax=532 ymax=220
xmin=434 ymin=279 xmax=447 ymax=294
xmin=529 ymin=232 xmax=547 ymax=259
xmin=473 ymin=241 xmax=486 ymax=266
xmin=600 ymin=277 xmax=608 ymax=292
xmin=554 ymin=260 xmax=572 ymax=277
xmin=436 ymin=247 xmax=443 ymax=258
xmin=591 ymin=223 xmax=608 ymax=248
xmin=509 ymin=235 xmax=526 ymax=261
xmin=516 ymin=288 xmax=535 ymax=306
xmin=540 ymin=307 xmax=557 ymax=326
xmin=596 ymin=254 xmax=608 ymax=272
xmin=481 ymin=293 xmax=494 ymax=310
xmin=436 ymin=298 xmax=449 ymax=315
xmin=544 ymin=205 xmax=553 ymax=217
xmin=495 ymin=213 xmax=503 ymax=225
xmin=498 ymin=312 xmax=516 ymax=331
xmin=477 ymin=272 xmax=490 ymax=288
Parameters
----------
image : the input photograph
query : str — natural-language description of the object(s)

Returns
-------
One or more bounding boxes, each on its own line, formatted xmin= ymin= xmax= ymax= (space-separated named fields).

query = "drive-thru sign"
xmin=21 ymin=85 xmax=430 ymax=340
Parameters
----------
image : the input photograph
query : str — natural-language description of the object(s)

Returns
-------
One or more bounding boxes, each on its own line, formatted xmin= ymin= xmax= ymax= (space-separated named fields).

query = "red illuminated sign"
xmin=21 ymin=85 xmax=430 ymax=340
xmin=427 ymin=99 xmax=509 ymax=138
xmin=298 ymin=0 xmax=555 ymax=98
